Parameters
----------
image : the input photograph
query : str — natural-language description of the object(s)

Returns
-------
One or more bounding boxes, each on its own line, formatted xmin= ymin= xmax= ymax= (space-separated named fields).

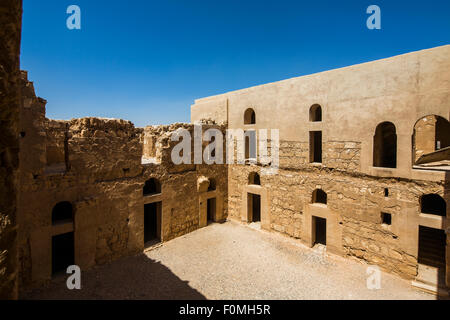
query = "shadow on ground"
xmin=21 ymin=253 xmax=206 ymax=300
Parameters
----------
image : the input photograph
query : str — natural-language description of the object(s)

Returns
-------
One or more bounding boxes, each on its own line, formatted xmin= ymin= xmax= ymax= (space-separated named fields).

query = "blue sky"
xmin=21 ymin=0 xmax=450 ymax=127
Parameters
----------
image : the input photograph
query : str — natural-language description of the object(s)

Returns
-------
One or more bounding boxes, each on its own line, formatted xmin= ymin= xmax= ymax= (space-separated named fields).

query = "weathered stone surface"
xmin=0 ymin=0 xmax=22 ymax=300
xmin=194 ymin=45 xmax=450 ymax=286
xmin=10 ymin=41 xmax=450 ymax=296
xmin=17 ymin=76 xmax=228 ymax=290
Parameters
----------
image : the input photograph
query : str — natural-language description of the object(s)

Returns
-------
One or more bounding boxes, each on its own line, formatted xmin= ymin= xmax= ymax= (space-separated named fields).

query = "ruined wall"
xmin=0 ymin=0 xmax=23 ymax=300
xmin=141 ymin=123 xmax=228 ymax=241
xmin=18 ymin=107 xmax=145 ymax=287
xmin=17 ymin=81 xmax=228 ymax=290
xmin=45 ymin=120 xmax=67 ymax=172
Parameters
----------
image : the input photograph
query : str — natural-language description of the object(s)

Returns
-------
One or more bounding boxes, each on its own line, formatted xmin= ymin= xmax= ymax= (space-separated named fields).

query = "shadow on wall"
xmin=20 ymin=254 xmax=206 ymax=300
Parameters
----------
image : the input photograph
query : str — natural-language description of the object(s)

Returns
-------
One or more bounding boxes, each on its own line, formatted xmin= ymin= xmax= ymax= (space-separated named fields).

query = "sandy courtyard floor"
xmin=23 ymin=221 xmax=436 ymax=300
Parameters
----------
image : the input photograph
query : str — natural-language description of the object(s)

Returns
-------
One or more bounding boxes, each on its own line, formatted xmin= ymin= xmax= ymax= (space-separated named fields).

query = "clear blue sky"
xmin=21 ymin=0 xmax=450 ymax=127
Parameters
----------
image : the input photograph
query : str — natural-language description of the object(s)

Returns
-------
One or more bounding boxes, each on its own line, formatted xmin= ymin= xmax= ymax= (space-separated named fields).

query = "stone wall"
xmin=194 ymin=45 xmax=450 ymax=287
xmin=0 ymin=0 xmax=23 ymax=300
xmin=17 ymin=78 xmax=228 ymax=290
xmin=228 ymin=162 xmax=446 ymax=280
xmin=277 ymin=140 xmax=361 ymax=172
xmin=226 ymin=127 xmax=447 ymax=283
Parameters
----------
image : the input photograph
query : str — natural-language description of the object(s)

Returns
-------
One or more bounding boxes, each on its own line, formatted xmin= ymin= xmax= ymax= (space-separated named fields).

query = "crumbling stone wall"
xmin=45 ymin=120 xmax=67 ymax=171
xmin=0 ymin=0 xmax=23 ymax=300
xmin=17 ymin=79 xmax=228 ymax=290
xmin=141 ymin=122 xmax=228 ymax=241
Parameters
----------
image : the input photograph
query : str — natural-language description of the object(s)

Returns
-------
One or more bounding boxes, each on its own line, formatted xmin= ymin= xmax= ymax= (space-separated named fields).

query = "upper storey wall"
xmin=191 ymin=45 xmax=450 ymax=180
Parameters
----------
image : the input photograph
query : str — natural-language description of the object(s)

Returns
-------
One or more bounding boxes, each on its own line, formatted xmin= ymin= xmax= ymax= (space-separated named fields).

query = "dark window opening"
xmin=309 ymin=104 xmax=322 ymax=122
xmin=52 ymin=202 xmax=73 ymax=225
xmin=420 ymin=194 xmax=446 ymax=216
xmin=143 ymin=178 xmax=161 ymax=196
xmin=52 ymin=232 xmax=74 ymax=276
xmin=313 ymin=217 xmax=326 ymax=246
xmin=381 ymin=212 xmax=392 ymax=225
xmin=312 ymin=189 xmax=327 ymax=205
xmin=309 ymin=131 xmax=322 ymax=163
xmin=208 ymin=178 xmax=216 ymax=191
xmin=248 ymin=172 xmax=261 ymax=185
xmin=384 ymin=188 xmax=389 ymax=197
xmin=144 ymin=202 xmax=161 ymax=243
xmin=373 ymin=122 xmax=397 ymax=168
xmin=435 ymin=117 xmax=450 ymax=150
xmin=244 ymin=108 xmax=256 ymax=125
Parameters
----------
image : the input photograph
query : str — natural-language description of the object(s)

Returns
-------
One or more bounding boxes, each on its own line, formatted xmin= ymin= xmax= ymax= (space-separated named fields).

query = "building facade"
xmin=192 ymin=45 xmax=450 ymax=291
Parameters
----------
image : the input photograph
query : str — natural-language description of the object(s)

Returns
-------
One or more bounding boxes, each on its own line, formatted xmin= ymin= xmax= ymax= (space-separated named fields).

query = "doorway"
xmin=416 ymin=226 xmax=446 ymax=287
xmin=418 ymin=226 xmax=446 ymax=268
xmin=207 ymin=198 xmax=216 ymax=223
xmin=248 ymin=193 xmax=261 ymax=222
xmin=144 ymin=202 xmax=162 ymax=244
xmin=52 ymin=232 xmax=74 ymax=276
xmin=313 ymin=217 xmax=327 ymax=246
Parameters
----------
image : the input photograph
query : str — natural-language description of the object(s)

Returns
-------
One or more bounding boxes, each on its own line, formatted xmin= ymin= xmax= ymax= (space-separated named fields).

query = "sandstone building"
xmin=2 ymin=9 xmax=450 ymax=296
xmin=191 ymin=45 xmax=450 ymax=293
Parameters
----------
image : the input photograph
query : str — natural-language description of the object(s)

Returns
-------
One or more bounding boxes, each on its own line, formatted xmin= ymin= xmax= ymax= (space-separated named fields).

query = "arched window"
xmin=52 ymin=201 xmax=73 ymax=224
xmin=373 ymin=122 xmax=397 ymax=168
xmin=248 ymin=172 xmax=261 ymax=185
xmin=244 ymin=108 xmax=256 ymax=125
xmin=312 ymin=189 xmax=327 ymax=205
xmin=420 ymin=194 xmax=446 ymax=216
xmin=435 ymin=117 xmax=450 ymax=150
xmin=143 ymin=178 xmax=161 ymax=196
xmin=208 ymin=178 xmax=216 ymax=191
xmin=309 ymin=104 xmax=322 ymax=122
xmin=413 ymin=115 xmax=450 ymax=164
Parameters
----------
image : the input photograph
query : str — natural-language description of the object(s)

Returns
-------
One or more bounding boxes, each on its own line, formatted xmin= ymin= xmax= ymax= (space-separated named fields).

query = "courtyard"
xmin=23 ymin=221 xmax=436 ymax=300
